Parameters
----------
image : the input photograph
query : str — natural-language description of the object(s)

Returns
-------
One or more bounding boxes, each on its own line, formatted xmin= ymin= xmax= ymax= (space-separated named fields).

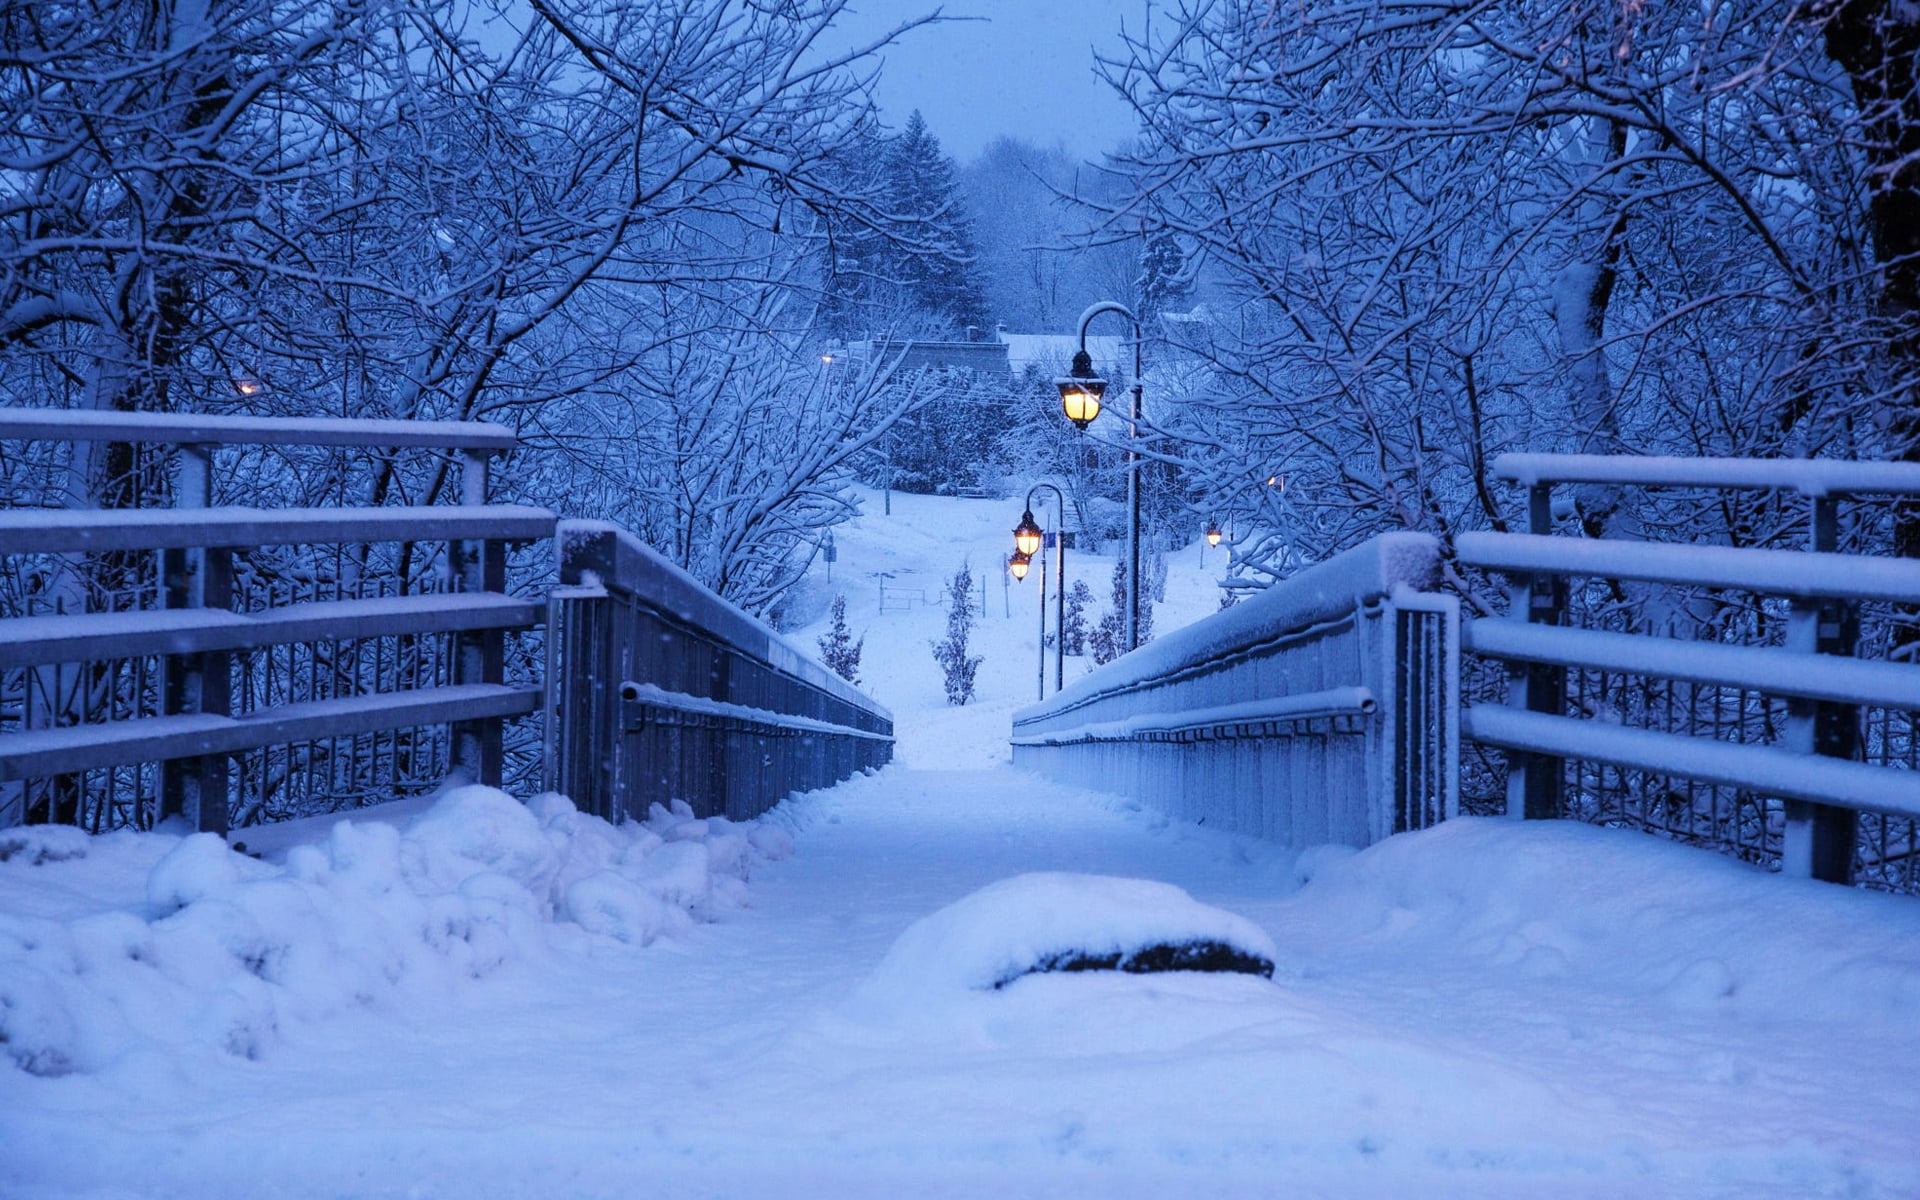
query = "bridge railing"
xmin=1011 ymin=534 xmax=1458 ymax=847
xmin=547 ymin=522 xmax=892 ymax=822
xmin=0 ymin=408 xmax=552 ymax=834
xmin=1457 ymin=453 xmax=1920 ymax=891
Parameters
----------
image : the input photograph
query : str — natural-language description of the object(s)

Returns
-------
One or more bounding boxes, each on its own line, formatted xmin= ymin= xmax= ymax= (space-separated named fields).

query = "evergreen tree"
xmin=820 ymin=111 xmax=989 ymax=338
xmin=1135 ymin=230 xmax=1192 ymax=323
xmin=1090 ymin=557 xmax=1153 ymax=665
xmin=883 ymin=111 xmax=989 ymax=333
xmin=930 ymin=562 xmax=984 ymax=705
xmin=1063 ymin=580 xmax=1093 ymax=656
xmin=816 ymin=595 xmax=863 ymax=685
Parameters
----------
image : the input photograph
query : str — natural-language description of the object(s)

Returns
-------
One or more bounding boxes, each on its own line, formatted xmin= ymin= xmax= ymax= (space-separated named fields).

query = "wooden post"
xmin=159 ymin=443 xmax=231 ymax=834
xmin=1781 ymin=496 xmax=1860 ymax=882
xmin=1506 ymin=482 xmax=1567 ymax=819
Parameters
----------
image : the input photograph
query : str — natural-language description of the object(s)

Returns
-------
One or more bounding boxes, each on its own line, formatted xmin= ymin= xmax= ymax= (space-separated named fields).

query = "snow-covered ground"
xmin=4 ymin=488 xmax=1918 ymax=1198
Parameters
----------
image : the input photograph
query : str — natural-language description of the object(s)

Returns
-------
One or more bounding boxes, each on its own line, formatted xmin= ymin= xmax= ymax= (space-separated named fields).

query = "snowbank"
xmin=0 ymin=787 xmax=790 ymax=1077
xmin=1283 ymin=816 xmax=1920 ymax=1026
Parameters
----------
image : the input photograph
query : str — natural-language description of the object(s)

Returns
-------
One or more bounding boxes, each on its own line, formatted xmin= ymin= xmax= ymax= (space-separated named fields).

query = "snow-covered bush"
xmin=930 ymin=563 xmax=984 ymax=705
xmin=816 ymin=594 xmax=864 ymax=685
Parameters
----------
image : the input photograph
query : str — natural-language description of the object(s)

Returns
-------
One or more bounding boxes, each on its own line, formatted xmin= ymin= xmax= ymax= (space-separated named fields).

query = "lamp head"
xmin=1013 ymin=509 xmax=1044 ymax=557
xmin=1054 ymin=349 xmax=1107 ymax=430
xmin=1206 ymin=522 xmax=1222 ymax=547
xmin=1008 ymin=551 xmax=1031 ymax=582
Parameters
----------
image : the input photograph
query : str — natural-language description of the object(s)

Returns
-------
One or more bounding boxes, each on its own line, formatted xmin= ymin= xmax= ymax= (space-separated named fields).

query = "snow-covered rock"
xmin=852 ymin=872 xmax=1278 ymax=1009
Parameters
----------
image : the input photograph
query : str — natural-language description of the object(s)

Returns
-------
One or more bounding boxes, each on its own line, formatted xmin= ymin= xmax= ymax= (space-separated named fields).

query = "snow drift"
xmin=0 ymin=787 xmax=790 ymax=1077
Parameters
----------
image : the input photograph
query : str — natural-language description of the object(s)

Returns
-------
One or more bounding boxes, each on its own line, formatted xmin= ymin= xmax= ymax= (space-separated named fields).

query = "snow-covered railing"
xmin=546 ymin=522 xmax=892 ymax=822
xmin=1011 ymin=534 xmax=1458 ymax=847
xmin=1458 ymin=453 xmax=1920 ymax=889
xmin=0 ymin=408 xmax=551 ymax=834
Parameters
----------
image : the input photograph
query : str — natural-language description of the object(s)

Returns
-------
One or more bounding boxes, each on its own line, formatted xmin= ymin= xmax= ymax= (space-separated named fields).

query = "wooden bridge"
xmin=3 ymin=407 xmax=1917 ymax=894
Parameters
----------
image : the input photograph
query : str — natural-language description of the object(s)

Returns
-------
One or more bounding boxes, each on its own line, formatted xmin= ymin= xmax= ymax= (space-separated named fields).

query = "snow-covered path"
xmin=7 ymin=739 xmax=1919 ymax=1198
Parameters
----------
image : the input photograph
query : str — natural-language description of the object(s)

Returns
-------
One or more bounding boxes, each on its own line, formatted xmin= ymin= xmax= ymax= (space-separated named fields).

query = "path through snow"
xmin=4 ymin=752 xmax=1918 ymax=1198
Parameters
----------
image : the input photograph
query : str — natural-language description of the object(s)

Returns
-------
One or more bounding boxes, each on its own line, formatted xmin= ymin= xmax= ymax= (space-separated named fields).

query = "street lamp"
xmin=1055 ymin=350 xmax=1106 ymax=430
xmin=1013 ymin=509 xmax=1044 ymax=557
xmin=1206 ymin=521 xmax=1222 ymax=547
xmin=1055 ymin=301 xmax=1144 ymax=652
xmin=1010 ymin=483 xmax=1069 ymax=698
xmin=1008 ymin=551 xmax=1031 ymax=581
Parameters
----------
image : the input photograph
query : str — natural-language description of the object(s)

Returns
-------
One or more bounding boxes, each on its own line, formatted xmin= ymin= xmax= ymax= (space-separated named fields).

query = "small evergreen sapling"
xmin=1090 ymin=558 xmax=1153 ymax=665
xmin=1062 ymin=580 xmax=1093 ymax=656
xmin=930 ymin=562 xmax=984 ymax=705
xmin=817 ymin=594 xmax=863 ymax=685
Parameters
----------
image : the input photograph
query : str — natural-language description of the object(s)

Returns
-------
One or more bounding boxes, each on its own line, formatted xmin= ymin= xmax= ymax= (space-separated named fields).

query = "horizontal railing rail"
xmin=0 ymin=407 xmax=552 ymax=835
xmin=1462 ymin=452 xmax=1920 ymax=890
xmin=0 ymin=505 xmax=555 ymax=555
xmin=547 ymin=522 xmax=892 ymax=822
xmin=0 ymin=407 xmax=519 ymax=450
xmin=1493 ymin=452 xmax=1920 ymax=496
xmin=1012 ymin=534 xmax=1458 ymax=847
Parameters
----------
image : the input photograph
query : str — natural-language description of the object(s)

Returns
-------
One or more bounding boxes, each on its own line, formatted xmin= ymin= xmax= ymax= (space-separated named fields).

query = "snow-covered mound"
xmin=0 ymin=787 xmax=792 ymax=1077
xmin=852 ymin=872 xmax=1278 ymax=1006
xmin=1283 ymin=816 xmax=1920 ymax=1026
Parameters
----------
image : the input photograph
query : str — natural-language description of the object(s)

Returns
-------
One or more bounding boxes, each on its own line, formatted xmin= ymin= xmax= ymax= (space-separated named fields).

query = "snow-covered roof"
xmin=999 ymin=333 xmax=1126 ymax=378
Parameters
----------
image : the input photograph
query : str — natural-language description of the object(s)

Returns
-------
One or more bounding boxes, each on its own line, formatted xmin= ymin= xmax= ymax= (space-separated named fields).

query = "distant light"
xmin=1206 ymin=522 xmax=1222 ymax=547
xmin=821 ymin=354 xmax=834 ymax=364
xmin=234 ymin=378 xmax=261 ymax=396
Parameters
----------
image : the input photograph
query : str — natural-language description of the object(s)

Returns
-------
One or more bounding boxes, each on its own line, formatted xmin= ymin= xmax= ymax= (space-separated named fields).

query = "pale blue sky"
xmin=829 ymin=1 xmax=1147 ymax=163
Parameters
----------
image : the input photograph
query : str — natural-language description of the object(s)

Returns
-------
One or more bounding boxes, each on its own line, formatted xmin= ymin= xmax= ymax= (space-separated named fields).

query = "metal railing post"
xmin=1781 ymin=495 xmax=1860 ymax=881
xmin=158 ymin=442 xmax=230 ymax=834
xmin=451 ymin=448 xmax=504 ymax=785
xmin=1506 ymin=482 xmax=1566 ymax=819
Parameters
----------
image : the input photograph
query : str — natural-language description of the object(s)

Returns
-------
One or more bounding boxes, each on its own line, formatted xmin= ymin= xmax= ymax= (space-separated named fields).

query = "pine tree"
xmin=816 ymin=594 xmax=863 ymax=685
xmin=930 ymin=562 xmax=984 ymax=705
xmin=1136 ymin=230 xmax=1192 ymax=323
xmin=884 ymin=111 xmax=990 ymax=333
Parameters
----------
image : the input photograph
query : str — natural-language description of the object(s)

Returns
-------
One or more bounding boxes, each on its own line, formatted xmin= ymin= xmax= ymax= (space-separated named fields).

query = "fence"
xmin=0 ymin=408 xmax=551 ymax=834
xmin=546 ymin=522 xmax=892 ymax=822
xmin=1011 ymin=534 xmax=1458 ymax=847
xmin=1456 ymin=453 xmax=1920 ymax=891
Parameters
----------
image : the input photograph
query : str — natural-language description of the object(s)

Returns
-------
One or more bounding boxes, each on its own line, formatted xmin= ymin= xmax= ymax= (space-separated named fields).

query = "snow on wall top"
xmin=1014 ymin=532 xmax=1441 ymax=726
xmin=556 ymin=520 xmax=889 ymax=721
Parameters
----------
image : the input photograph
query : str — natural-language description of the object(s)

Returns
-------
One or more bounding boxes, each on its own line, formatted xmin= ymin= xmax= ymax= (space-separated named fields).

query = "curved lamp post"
xmin=1055 ymin=301 xmax=1143 ymax=653
xmin=1011 ymin=482 xmax=1068 ymax=699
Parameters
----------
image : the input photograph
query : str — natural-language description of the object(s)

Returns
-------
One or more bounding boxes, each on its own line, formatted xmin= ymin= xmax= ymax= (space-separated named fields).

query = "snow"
xmin=1464 ymin=702 xmax=1920 ymax=818
xmin=3 ymin=488 xmax=1917 ymax=1197
xmin=1456 ymin=530 xmax=1920 ymax=603
xmin=1016 ymin=532 xmax=1438 ymax=727
xmin=1010 ymin=684 xmax=1375 ymax=745
xmin=847 ymin=872 xmax=1278 ymax=1003
xmin=0 ymin=785 xmax=773 ymax=1081
xmin=1465 ymin=615 xmax=1920 ymax=709
xmin=1493 ymin=452 xmax=1920 ymax=498
xmin=0 ymin=405 xmax=517 ymax=450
